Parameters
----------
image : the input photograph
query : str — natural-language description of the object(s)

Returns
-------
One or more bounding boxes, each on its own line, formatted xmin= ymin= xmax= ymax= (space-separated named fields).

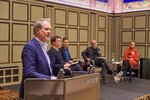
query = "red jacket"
xmin=123 ymin=47 xmax=140 ymax=68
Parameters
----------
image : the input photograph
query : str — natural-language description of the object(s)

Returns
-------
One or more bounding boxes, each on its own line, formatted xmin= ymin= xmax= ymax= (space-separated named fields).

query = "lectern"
xmin=24 ymin=73 xmax=100 ymax=100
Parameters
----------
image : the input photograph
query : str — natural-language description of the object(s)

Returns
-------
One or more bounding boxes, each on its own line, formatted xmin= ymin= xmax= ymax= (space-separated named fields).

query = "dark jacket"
xmin=20 ymin=38 xmax=52 ymax=98
xmin=59 ymin=46 xmax=72 ymax=62
xmin=47 ymin=47 xmax=65 ymax=76
xmin=82 ymin=47 xmax=101 ymax=61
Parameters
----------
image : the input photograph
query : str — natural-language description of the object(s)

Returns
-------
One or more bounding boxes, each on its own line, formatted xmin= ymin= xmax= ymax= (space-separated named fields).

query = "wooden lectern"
xmin=24 ymin=73 xmax=100 ymax=100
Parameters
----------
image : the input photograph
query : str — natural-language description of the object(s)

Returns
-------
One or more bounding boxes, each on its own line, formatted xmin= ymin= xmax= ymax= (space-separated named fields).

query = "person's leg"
xmin=99 ymin=58 xmax=115 ymax=75
xmin=69 ymin=64 xmax=83 ymax=71
xmin=94 ymin=59 xmax=108 ymax=83
xmin=122 ymin=60 xmax=131 ymax=76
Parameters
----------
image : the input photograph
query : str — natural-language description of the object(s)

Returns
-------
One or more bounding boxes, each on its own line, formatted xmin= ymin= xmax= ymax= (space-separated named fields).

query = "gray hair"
xmin=33 ymin=18 xmax=51 ymax=35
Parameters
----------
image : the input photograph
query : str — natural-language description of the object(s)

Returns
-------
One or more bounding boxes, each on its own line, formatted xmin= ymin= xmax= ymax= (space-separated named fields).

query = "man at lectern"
xmin=19 ymin=18 xmax=56 ymax=99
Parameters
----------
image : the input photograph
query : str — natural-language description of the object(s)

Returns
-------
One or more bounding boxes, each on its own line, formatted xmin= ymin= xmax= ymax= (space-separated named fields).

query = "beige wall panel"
xmin=122 ymin=17 xmax=132 ymax=29
xmin=0 ymin=1 xmax=9 ymax=19
xmin=135 ymin=16 xmax=146 ymax=29
xmin=122 ymin=31 xmax=132 ymax=43
xmin=79 ymin=29 xmax=88 ymax=42
xmin=31 ymin=5 xmax=44 ymax=22
xmin=98 ymin=16 xmax=106 ymax=28
xmin=79 ymin=13 xmax=89 ymax=27
xmin=68 ymin=45 xmax=77 ymax=59
xmin=13 ymin=2 xmax=28 ymax=21
xmin=135 ymin=46 xmax=145 ymax=58
xmin=68 ymin=28 xmax=78 ymax=42
xmin=97 ymin=30 xmax=105 ymax=43
xmin=148 ymin=15 xmax=150 ymax=28
xmin=47 ymin=7 xmax=53 ymax=20
xmin=134 ymin=31 xmax=146 ymax=43
xmin=0 ymin=45 xmax=9 ymax=64
xmin=30 ymin=25 xmax=34 ymax=39
xmin=68 ymin=11 xmax=78 ymax=26
xmin=12 ymin=24 xmax=28 ymax=42
xmin=54 ymin=27 xmax=66 ymax=38
xmin=121 ymin=46 xmax=128 ymax=57
xmin=55 ymin=9 xmax=66 ymax=25
xmin=12 ymin=45 xmax=24 ymax=63
xmin=98 ymin=45 xmax=105 ymax=56
xmin=79 ymin=45 xmax=88 ymax=57
xmin=148 ymin=31 xmax=150 ymax=43
xmin=147 ymin=46 xmax=150 ymax=58
xmin=0 ymin=23 xmax=9 ymax=41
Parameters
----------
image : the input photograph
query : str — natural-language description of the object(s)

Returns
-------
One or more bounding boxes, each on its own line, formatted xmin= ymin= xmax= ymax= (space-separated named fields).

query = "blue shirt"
xmin=64 ymin=48 xmax=70 ymax=62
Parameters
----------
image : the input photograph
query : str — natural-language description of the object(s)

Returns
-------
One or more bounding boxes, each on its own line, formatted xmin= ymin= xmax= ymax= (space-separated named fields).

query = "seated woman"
xmin=47 ymin=36 xmax=83 ymax=76
xmin=114 ymin=40 xmax=140 ymax=82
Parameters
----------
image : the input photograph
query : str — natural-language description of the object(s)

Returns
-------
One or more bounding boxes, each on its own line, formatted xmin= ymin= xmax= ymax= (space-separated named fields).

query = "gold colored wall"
xmin=0 ymin=0 xmax=110 ymax=86
xmin=1 ymin=0 xmax=149 ymax=86
xmin=113 ymin=12 xmax=150 ymax=60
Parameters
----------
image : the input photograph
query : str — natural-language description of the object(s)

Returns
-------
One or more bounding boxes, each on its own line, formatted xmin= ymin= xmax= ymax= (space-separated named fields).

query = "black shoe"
xmin=108 ymin=70 xmax=116 ymax=76
xmin=102 ymin=77 xmax=108 ymax=84
xmin=103 ymin=80 xmax=108 ymax=84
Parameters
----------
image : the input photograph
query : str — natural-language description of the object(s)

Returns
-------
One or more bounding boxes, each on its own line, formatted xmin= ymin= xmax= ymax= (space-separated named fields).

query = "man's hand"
xmin=64 ymin=63 xmax=70 ymax=69
xmin=68 ymin=60 xmax=73 ymax=64
xmin=51 ymin=76 xmax=57 ymax=79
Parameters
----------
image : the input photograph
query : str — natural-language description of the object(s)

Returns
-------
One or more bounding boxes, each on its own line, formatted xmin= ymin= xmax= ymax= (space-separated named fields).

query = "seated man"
xmin=114 ymin=40 xmax=140 ymax=82
xmin=59 ymin=37 xmax=74 ymax=63
xmin=47 ymin=36 xmax=83 ymax=76
xmin=82 ymin=40 xmax=114 ymax=83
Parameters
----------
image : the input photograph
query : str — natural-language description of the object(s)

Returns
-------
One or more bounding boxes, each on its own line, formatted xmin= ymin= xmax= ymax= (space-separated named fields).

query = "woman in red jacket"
xmin=114 ymin=40 xmax=140 ymax=82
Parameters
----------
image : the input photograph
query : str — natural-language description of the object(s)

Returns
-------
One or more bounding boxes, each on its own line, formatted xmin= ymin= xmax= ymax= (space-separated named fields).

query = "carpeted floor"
xmin=3 ymin=76 xmax=150 ymax=100
xmin=100 ymin=75 xmax=150 ymax=100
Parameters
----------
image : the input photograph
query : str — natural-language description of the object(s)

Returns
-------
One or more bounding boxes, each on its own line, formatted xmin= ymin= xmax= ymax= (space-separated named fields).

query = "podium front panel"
xmin=24 ymin=73 xmax=100 ymax=100
xmin=65 ymin=73 xmax=100 ymax=100
xmin=24 ymin=79 xmax=64 ymax=100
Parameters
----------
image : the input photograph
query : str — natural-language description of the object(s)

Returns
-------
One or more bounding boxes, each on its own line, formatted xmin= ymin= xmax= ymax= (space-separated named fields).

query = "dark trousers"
xmin=94 ymin=58 xmax=111 ymax=77
xmin=122 ymin=60 xmax=132 ymax=78
xmin=64 ymin=64 xmax=83 ymax=75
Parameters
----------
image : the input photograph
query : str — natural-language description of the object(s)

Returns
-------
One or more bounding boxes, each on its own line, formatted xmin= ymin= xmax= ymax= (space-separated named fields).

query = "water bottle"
xmin=112 ymin=53 xmax=115 ymax=63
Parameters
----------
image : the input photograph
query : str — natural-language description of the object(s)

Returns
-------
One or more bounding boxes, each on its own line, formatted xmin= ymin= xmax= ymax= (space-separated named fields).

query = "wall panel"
xmin=55 ymin=9 xmax=66 ymax=25
xmin=0 ymin=0 xmax=10 ymax=20
xmin=0 ymin=22 xmax=10 ymax=42
xmin=79 ymin=29 xmax=88 ymax=43
xmin=54 ymin=27 xmax=66 ymax=38
xmin=121 ymin=31 xmax=132 ymax=43
xmin=134 ymin=15 xmax=146 ymax=29
xmin=68 ymin=28 xmax=78 ymax=42
xmin=30 ymin=5 xmax=45 ymax=22
xmin=122 ymin=16 xmax=133 ymax=29
xmin=98 ymin=15 xmax=106 ymax=29
xmin=79 ymin=12 xmax=89 ymax=27
xmin=68 ymin=45 xmax=78 ymax=59
xmin=68 ymin=11 xmax=78 ymax=26
xmin=12 ymin=23 xmax=28 ymax=42
xmin=134 ymin=31 xmax=146 ymax=43
xmin=12 ymin=2 xmax=28 ymax=21
xmin=12 ymin=44 xmax=24 ymax=63
xmin=97 ymin=30 xmax=106 ymax=43
xmin=0 ymin=44 xmax=9 ymax=64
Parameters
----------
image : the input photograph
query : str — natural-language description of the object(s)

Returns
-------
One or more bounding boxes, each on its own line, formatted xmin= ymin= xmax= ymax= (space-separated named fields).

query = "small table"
xmin=111 ymin=61 xmax=123 ymax=72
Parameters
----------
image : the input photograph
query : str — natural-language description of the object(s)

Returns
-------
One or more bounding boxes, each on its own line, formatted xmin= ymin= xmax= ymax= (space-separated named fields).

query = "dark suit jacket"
xmin=47 ymin=47 xmax=65 ymax=76
xmin=59 ymin=46 xmax=72 ymax=62
xmin=20 ymin=38 xmax=52 ymax=98
xmin=82 ymin=47 xmax=101 ymax=61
